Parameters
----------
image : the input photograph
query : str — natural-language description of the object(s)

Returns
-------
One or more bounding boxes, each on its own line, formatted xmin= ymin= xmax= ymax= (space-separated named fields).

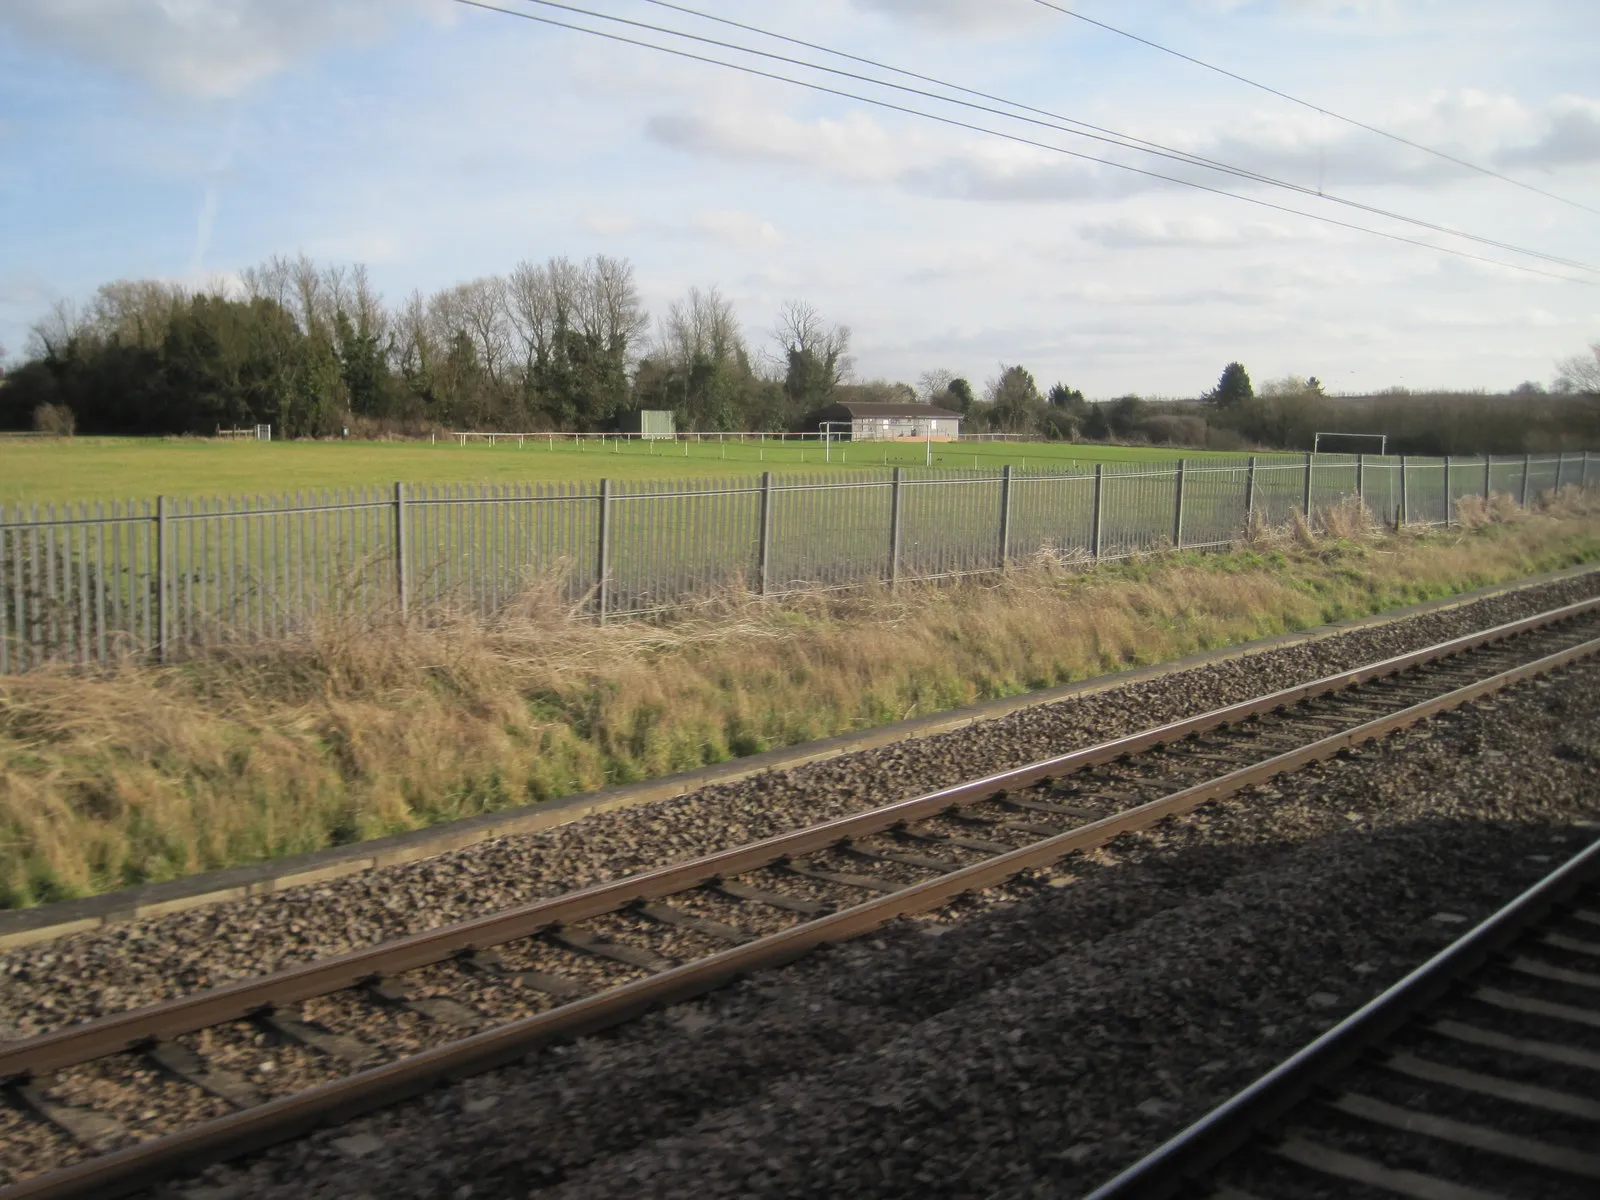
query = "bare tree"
xmin=239 ymin=256 xmax=294 ymax=312
xmin=916 ymin=368 xmax=955 ymax=403
xmin=393 ymin=290 xmax=435 ymax=381
xmin=509 ymin=255 xmax=643 ymax=370
xmin=507 ymin=259 xmax=557 ymax=368
xmin=453 ymin=277 xmax=513 ymax=387
xmin=85 ymin=280 xmax=188 ymax=348
xmin=771 ymin=299 xmax=852 ymax=384
xmin=1554 ymin=342 xmax=1600 ymax=395
xmin=659 ymin=285 xmax=743 ymax=368
xmin=547 ymin=256 xmax=582 ymax=342
xmin=425 ymin=276 xmax=513 ymax=389
xmin=585 ymin=254 xmax=649 ymax=358
xmin=25 ymin=298 xmax=85 ymax=359
xmin=1259 ymin=374 xmax=1319 ymax=399
xmin=289 ymin=253 xmax=334 ymax=337
xmin=342 ymin=263 xmax=387 ymax=339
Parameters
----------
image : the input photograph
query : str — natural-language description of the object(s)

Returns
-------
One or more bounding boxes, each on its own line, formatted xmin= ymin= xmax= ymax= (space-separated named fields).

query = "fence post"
xmin=888 ymin=467 xmax=904 ymax=587
xmin=1584 ymin=451 xmax=1592 ymax=491
xmin=1555 ymin=453 xmax=1566 ymax=493
xmin=1091 ymin=464 xmax=1104 ymax=561
xmin=1302 ymin=452 xmax=1313 ymax=520
xmin=1243 ymin=456 xmax=1257 ymax=526
xmin=757 ymin=471 xmax=773 ymax=596
xmin=1522 ymin=453 xmax=1532 ymax=508
xmin=1443 ymin=455 xmax=1453 ymax=526
xmin=1172 ymin=458 xmax=1186 ymax=549
xmin=596 ymin=479 xmax=612 ymax=624
xmin=998 ymin=464 xmax=1013 ymax=569
xmin=0 ymin=505 xmax=7 ymax=676
xmin=156 ymin=494 xmax=170 ymax=663
xmin=1398 ymin=456 xmax=1408 ymax=527
xmin=1481 ymin=455 xmax=1490 ymax=502
xmin=393 ymin=481 xmax=409 ymax=620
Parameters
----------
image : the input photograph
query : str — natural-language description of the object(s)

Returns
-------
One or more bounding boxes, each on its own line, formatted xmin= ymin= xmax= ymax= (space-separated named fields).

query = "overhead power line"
xmin=1029 ymin=0 xmax=1600 ymax=218
xmin=631 ymin=0 xmax=1594 ymax=273
xmin=449 ymin=0 xmax=1593 ymax=286
xmin=506 ymin=0 xmax=1596 ymax=277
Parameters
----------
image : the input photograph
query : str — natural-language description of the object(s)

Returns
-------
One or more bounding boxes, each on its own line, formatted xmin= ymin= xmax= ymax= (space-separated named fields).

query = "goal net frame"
xmin=1313 ymin=431 xmax=1387 ymax=455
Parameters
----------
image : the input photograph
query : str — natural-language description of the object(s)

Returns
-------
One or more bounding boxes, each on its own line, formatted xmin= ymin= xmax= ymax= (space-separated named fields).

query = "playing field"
xmin=0 ymin=436 xmax=1260 ymax=505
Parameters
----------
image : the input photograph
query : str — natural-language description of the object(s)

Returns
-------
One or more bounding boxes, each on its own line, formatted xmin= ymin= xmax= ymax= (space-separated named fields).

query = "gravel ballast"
xmin=147 ymin=651 xmax=1600 ymax=1200
xmin=3 ymin=571 xmax=1600 ymax=1043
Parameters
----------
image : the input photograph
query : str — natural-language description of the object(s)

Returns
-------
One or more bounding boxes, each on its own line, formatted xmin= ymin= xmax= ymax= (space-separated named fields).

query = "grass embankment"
xmin=4 ymin=437 xmax=1257 ymax=505
xmin=3 ymin=497 xmax=1599 ymax=907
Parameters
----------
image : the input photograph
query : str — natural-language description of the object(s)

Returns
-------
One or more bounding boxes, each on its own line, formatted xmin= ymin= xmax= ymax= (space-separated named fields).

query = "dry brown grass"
xmin=5 ymin=499 xmax=1600 ymax=907
xmin=1317 ymin=496 xmax=1381 ymax=541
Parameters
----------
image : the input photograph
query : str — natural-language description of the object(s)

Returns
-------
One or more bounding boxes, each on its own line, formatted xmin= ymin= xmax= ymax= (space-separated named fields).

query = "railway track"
xmin=5 ymin=596 xmax=1600 ymax=1199
xmin=1088 ymin=833 xmax=1600 ymax=1200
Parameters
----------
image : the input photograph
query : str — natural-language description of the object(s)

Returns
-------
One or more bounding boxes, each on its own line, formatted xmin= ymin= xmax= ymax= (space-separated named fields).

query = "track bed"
xmin=4 ymin=578 xmax=1600 ymax=1197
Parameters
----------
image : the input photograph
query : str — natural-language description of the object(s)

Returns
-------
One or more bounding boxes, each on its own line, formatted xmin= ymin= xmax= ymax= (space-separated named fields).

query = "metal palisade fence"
xmin=0 ymin=451 xmax=1591 ymax=672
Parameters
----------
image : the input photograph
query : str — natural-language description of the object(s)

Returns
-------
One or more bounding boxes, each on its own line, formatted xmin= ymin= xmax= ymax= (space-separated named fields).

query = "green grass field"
xmin=1 ymin=436 xmax=1262 ymax=505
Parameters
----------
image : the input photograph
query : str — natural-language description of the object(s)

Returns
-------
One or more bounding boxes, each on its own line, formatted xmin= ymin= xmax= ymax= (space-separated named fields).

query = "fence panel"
xmin=900 ymin=470 xmax=1005 ymax=578
xmin=1183 ymin=461 xmax=1252 ymax=549
xmin=1090 ymin=464 xmax=1169 ymax=559
xmin=610 ymin=478 xmax=762 ymax=615
xmin=768 ymin=473 xmax=895 ymax=594
xmin=1250 ymin=460 xmax=1307 ymax=528
xmin=1526 ymin=455 xmax=1557 ymax=502
xmin=1404 ymin=459 xmax=1447 ymax=525
xmin=1310 ymin=454 xmax=1358 ymax=517
xmin=3 ymin=450 xmax=1595 ymax=671
xmin=1361 ymin=457 xmax=1401 ymax=525
xmin=1007 ymin=469 xmax=1096 ymax=561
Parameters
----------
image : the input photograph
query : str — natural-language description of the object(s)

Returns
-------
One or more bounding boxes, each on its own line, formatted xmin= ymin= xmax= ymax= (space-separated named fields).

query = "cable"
xmin=450 ymin=0 xmax=1592 ymax=285
xmin=1029 ymin=0 xmax=1600 ymax=218
xmin=634 ymin=0 xmax=1275 ymax=172
xmin=508 ymin=0 xmax=1597 ymax=275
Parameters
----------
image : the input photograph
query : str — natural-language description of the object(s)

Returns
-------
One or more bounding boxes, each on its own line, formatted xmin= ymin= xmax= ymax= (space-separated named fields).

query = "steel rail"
xmin=6 ymin=625 xmax=1599 ymax=1199
xmin=3 ymin=595 xmax=1598 ymax=1085
xmin=1084 ymin=834 xmax=1600 ymax=1200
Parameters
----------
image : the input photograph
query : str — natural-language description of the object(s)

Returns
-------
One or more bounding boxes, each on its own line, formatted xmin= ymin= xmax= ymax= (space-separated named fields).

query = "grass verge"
xmin=3 ymin=493 xmax=1599 ymax=907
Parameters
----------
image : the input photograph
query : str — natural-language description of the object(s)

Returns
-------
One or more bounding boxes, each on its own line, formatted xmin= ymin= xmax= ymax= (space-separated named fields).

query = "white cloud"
xmin=647 ymin=108 xmax=910 ymax=183
xmin=1077 ymin=215 xmax=1301 ymax=248
xmin=299 ymin=231 xmax=404 ymax=265
xmin=579 ymin=212 xmax=642 ymax=237
xmin=692 ymin=210 xmax=782 ymax=246
xmin=0 ymin=0 xmax=445 ymax=97
xmin=849 ymin=0 xmax=1049 ymax=34
xmin=1195 ymin=0 xmax=1438 ymax=24
xmin=647 ymin=107 xmax=1143 ymax=202
xmin=576 ymin=208 xmax=781 ymax=246
xmin=646 ymin=82 xmax=1600 ymax=220
xmin=1498 ymin=97 xmax=1600 ymax=170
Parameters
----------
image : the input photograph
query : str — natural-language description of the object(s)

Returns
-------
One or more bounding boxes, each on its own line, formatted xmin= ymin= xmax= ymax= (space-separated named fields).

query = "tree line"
xmin=2 ymin=253 xmax=1596 ymax=453
xmin=921 ymin=353 xmax=1600 ymax=455
xmin=0 ymin=256 xmax=870 ymax=438
xmin=1173 ymin=358 xmax=1600 ymax=454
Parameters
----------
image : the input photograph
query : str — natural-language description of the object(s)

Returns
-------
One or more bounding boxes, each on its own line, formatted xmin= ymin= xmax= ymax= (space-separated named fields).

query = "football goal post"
xmin=1313 ymin=431 xmax=1386 ymax=455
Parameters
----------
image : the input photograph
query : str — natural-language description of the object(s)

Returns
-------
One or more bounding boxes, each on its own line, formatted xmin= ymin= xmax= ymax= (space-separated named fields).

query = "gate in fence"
xmin=1 ymin=452 xmax=1590 ymax=671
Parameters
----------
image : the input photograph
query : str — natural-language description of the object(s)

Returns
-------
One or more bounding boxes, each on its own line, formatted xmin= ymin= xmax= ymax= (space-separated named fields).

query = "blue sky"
xmin=2 ymin=0 xmax=1597 ymax=397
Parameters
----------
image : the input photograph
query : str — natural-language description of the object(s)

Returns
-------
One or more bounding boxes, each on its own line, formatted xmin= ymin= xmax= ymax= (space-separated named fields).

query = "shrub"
xmin=31 ymin=404 xmax=75 ymax=437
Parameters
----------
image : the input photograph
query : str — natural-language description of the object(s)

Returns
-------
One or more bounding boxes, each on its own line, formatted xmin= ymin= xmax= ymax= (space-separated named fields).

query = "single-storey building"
xmin=799 ymin=402 xmax=963 ymax=441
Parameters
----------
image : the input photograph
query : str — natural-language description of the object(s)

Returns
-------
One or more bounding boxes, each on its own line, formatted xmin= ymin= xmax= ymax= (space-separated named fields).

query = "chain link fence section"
xmin=1 ymin=452 xmax=1591 ymax=671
